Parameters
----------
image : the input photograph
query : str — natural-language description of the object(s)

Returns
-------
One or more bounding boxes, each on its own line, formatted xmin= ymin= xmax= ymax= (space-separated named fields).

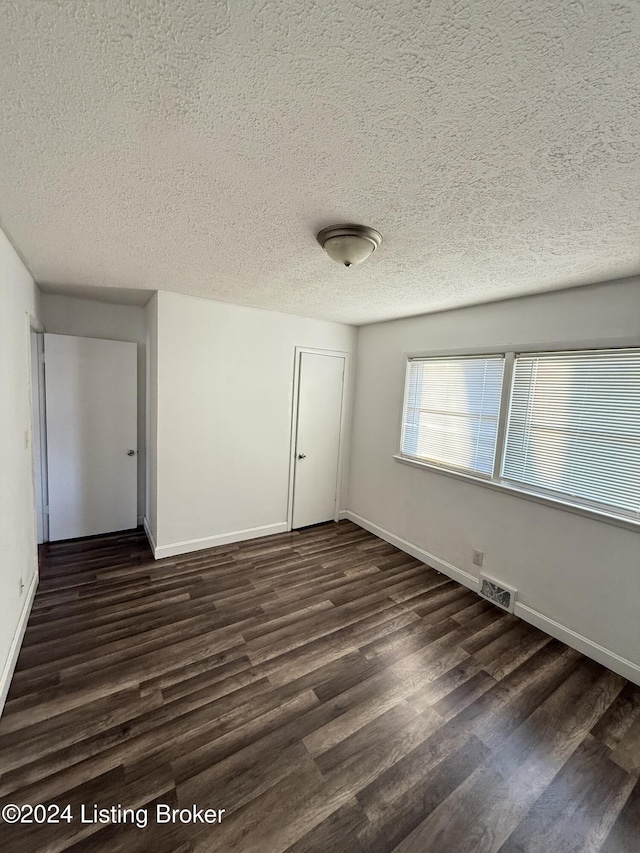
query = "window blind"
xmin=502 ymin=349 xmax=640 ymax=518
xmin=401 ymin=356 xmax=505 ymax=476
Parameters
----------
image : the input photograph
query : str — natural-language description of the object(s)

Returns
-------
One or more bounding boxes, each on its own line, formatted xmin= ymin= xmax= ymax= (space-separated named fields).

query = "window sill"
xmin=392 ymin=454 xmax=640 ymax=533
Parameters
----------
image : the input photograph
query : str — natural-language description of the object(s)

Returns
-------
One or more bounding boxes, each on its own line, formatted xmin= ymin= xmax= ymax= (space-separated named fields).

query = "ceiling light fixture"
xmin=316 ymin=223 xmax=382 ymax=267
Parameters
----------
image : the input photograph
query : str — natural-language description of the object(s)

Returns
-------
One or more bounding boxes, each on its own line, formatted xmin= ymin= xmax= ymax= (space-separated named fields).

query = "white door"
xmin=292 ymin=351 xmax=345 ymax=529
xmin=45 ymin=334 xmax=137 ymax=541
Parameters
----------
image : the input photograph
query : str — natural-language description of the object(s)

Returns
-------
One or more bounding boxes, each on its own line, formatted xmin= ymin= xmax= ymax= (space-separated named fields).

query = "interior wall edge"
xmin=345 ymin=510 xmax=640 ymax=688
xmin=143 ymin=516 xmax=158 ymax=559
xmin=0 ymin=571 xmax=38 ymax=718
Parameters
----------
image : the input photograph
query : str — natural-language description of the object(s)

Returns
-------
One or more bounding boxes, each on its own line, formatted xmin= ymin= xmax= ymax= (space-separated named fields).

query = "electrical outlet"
xmin=472 ymin=549 xmax=484 ymax=567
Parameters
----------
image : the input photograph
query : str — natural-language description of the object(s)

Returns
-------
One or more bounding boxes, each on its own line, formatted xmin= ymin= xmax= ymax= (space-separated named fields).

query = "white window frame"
xmin=399 ymin=353 xmax=507 ymax=479
xmin=395 ymin=340 xmax=640 ymax=533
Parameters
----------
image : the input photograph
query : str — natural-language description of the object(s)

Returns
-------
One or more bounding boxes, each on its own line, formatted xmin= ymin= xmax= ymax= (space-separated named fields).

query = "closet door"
xmin=292 ymin=351 xmax=345 ymax=529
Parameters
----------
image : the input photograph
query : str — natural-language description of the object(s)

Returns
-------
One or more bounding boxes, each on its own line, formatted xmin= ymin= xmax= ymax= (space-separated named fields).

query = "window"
xmin=400 ymin=355 xmax=505 ymax=476
xmin=398 ymin=346 xmax=640 ymax=526
xmin=502 ymin=349 xmax=640 ymax=520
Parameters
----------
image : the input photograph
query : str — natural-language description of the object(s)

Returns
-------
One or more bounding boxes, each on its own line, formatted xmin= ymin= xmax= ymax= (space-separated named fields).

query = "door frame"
xmin=286 ymin=346 xmax=350 ymax=532
xmin=26 ymin=312 xmax=49 ymax=546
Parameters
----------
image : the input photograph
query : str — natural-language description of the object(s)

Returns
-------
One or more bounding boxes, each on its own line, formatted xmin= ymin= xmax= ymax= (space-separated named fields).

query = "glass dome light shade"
xmin=323 ymin=235 xmax=376 ymax=266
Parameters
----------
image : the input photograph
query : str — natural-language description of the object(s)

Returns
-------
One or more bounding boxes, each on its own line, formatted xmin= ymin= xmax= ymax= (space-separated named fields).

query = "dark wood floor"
xmin=1 ymin=521 xmax=640 ymax=852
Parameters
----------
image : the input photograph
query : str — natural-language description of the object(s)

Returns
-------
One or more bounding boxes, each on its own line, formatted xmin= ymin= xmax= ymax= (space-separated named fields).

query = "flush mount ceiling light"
xmin=316 ymin=223 xmax=382 ymax=267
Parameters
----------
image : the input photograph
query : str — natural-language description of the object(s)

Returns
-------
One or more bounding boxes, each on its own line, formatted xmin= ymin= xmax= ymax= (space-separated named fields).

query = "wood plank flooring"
xmin=1 ymin=520 xmax=640 ymax=852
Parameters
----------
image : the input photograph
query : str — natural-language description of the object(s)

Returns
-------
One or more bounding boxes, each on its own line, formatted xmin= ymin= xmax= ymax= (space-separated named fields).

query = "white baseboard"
xmin=514 ymin=603 xmax=640 ymax=686
xmin=150 ymin=522 xmax=289 ymax=560
xmin=338 ymin=510 xmax=348 ymax=520
xmin=346 ymin=511 xmax=479 ymax=592
xmin=346 ymin=510 xmax=640 ymax=688
xmin=137 ymin=515 xmax=144 ymax=527
xmin=0 ymin=571 xmax=38 ymax=718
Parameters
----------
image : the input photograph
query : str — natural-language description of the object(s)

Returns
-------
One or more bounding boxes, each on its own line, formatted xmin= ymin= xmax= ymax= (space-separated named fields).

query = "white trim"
xmin=334 ymin=353 xmax=350 ymax=524
xmin=346 ymin=510 xmax=640 ymax=688
xmin=338 ymin=510 xmax=348 ymax=520
xmin=396 ymin=358 xmax=412 ymax=462
xmin=0 ymin=571 xmax=38 ymax=717
xmin=143 ymin=516 xmax=157 ymax=555
xmin=287 ymin=346 xmax=350 ymax=531
xmin=393 ymin=454 xmax=640 ymax=533
xmin=26 ymin=313 xmax=49 ymax=545
xmin=493 ymin=351 xmax=514 ymax=479
xmin=286 ymin=349 xmax=303 ymax=531
xmin=137 ymin=515 xmax=144 ymax=526
xmin=150 ymin=522 xmax=289 ymax=560
xmin=514 ymin=603 xmax=640 ymax=687
xmin=345 ymin=511 xmax=479 ymax=592
xmin=405 ymin=337 xmax=640 ymax=360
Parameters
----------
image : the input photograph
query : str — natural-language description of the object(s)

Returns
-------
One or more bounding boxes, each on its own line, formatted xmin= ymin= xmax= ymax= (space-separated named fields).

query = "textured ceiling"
xmin=1 ymin=0 xmax=639 ymax=325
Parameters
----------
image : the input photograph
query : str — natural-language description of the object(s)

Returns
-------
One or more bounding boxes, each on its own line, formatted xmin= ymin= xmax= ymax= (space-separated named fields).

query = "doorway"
xmin=44 ymin=333 xmax=138 ymax=540
xmin=289 ymin=348 xmax=348 ymax=530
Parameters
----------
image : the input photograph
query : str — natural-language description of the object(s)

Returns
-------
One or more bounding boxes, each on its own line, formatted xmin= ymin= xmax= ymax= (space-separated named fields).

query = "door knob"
xmin=127 ymin=449 xmax=136 ymax=456
xmin=297 ymin=453 xmax=306 ymax=459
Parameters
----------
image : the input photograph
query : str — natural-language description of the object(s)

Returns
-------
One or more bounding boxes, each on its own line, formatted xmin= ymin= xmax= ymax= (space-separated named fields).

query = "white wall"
xmin=150 ymin=291 xmax=357 ymax=557
xmin=349 ymin=278 xmax=640 ymax=679
xmin=0 ymin=228 xmax=41 ymax=713
xmin=41 ymin=293 xmax=148 ymax=521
